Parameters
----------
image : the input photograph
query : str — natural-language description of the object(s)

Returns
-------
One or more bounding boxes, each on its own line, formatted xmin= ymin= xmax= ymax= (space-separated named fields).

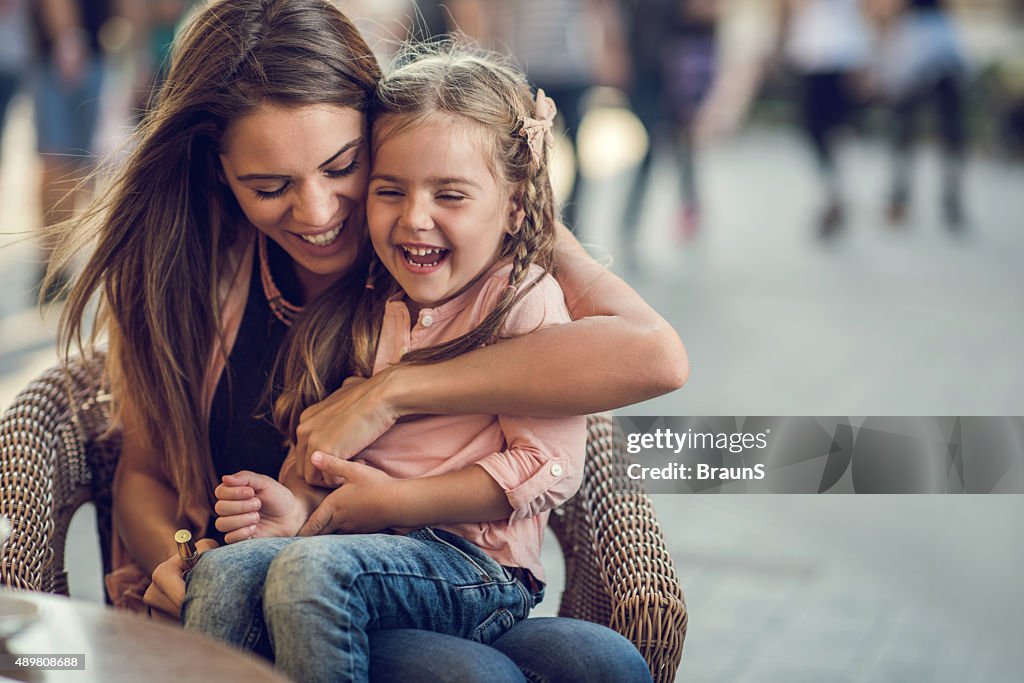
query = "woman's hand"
xmin=298 ymin=454 xmax=401 ymax=536
xmin=293 ymin=374 xmax=402 ymax=486
xmin=143 ymin=538 xmax=219 ymax=619
xmin=214 ymin=471 xmax=306 ymax=542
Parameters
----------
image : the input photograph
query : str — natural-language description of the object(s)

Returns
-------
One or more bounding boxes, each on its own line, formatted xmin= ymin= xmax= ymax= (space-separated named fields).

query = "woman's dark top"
xmin=206 ymin=239 xmax=303 ymax=540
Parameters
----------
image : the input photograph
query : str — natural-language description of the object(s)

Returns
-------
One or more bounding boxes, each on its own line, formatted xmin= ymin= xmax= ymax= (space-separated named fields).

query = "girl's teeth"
xmin=401 ymin=245 xmax=447 ymax=267
xmin=300 ymin=224 xmax=342 ymax=246
xmin=403 ymin=246 xmax=442 ymax=256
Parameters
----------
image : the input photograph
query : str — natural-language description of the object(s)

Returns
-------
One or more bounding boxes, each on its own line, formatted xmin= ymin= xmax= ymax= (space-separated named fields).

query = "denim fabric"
xmin=369 ymin=618 xmax=654 ymax=683
xmin=183 ymin=536 xmax=296 ymax=656
xmin=183 ymin=533 xmax=652 ymax=682
xmin=368 ymin=628 xmax=526 ymax=682
xmin=491 ymin=617 xmax=653 ymax=683
xmin=185 ymin=530 xmax=534 ymax=682
xmin=33 ymin=60 xmax=104 ymax=156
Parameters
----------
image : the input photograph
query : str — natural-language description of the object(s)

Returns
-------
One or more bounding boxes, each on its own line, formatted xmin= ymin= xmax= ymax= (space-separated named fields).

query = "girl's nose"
xmin=400 ymin=196 xmax=433 ymax=232
xmin=292 ymin=179 xmax=339 ymax=228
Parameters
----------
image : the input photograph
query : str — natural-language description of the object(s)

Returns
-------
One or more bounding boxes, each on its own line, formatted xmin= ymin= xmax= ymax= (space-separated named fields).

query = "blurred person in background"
xmin=403 ymin=0 xmax=487 ymax=42
xmin=132 ymin=0 xmax=195 ymax=115
xmin=867 ymin=0 xmax=968 ymax=230
xmin=619 ymin=0 xmax=721 ymax=258
xmin=773 ymin=0 xmax=872 ymax=237
xmin=0 ymin=0 xmax=31 ymax=180
xmin=32 ymin=0 xmax=117 ymax=301
xmin=483 ymin=0 xmax=628 ymax=230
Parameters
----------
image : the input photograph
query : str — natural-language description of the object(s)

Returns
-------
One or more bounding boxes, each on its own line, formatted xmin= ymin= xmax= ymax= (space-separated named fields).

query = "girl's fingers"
xmin=214 ymin=484 xmax=254 ymax=501
xmin=214 ymin=497 xmax=260 ymax=517
xmin=224 ymin=525 xmax=257 ymax=545
xmin=214 ymin=512 xmax=260 ymax=533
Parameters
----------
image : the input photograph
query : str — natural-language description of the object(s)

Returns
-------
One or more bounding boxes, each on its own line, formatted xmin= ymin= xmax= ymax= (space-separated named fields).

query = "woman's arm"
xmin=398 ymin=225 xmax=688 ymax=414
xmin=112 ymin=426 xmax=185 ymax=576
xmin=293 ymin=226 xmax=687 ymax=474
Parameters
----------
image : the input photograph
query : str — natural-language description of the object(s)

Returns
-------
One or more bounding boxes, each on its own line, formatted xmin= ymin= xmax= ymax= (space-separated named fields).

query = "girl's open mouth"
xmin=400 ymin=245 xmax=450 ymax=269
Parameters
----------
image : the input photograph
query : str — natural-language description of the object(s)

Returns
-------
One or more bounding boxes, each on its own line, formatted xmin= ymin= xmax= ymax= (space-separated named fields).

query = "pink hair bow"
xmin=518 ymin=89 xmax=557 ymax=165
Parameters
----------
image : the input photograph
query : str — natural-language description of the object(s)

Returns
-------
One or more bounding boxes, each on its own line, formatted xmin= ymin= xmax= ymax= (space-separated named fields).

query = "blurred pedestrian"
xmin=134 ymin=0 xmax=195 ymax=115
xmin=620 ymin=0 xmax=721 ymax=257
xmin=0 ymin=1 xmax=31 ymax=170
xmin=774 ymin=0 xmax=872 ymax=237
xmin=486 ymin=0 xmax=628 ymax=230
xmin=32 ymin=0 xmax=116 ymax=301
xmin=403 ymin=0 xmax=487 ymax=43
xmin=869 ymin=0 xmax=968 ymax=230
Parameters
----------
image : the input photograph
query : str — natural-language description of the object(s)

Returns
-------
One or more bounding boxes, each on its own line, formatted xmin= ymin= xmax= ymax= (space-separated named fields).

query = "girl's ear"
xmin=508 ymin=194 xmax=526 ymax=235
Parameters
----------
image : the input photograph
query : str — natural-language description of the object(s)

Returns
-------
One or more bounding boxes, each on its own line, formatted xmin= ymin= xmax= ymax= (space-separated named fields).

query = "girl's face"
xmin=367 ymin=117 xmax=516 ymax=312
xmin=220 ymin=103 xmax=369 ymax=301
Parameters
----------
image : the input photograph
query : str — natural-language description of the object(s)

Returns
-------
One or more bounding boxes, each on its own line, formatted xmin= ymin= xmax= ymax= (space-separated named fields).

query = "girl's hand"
xmin=298 ymin=454 xmax=401 ymax=536
xmin=214 ymin=471 xmax=305 ymax=542
xmin=293 ymin=373 xmax=402 ymax=487
xmin=144 ymin=538 xmax=219 ymax=619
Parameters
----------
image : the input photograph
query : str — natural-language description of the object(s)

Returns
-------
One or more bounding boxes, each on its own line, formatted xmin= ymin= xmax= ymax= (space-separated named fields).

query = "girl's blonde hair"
xmin=51 ymin=0 xmax=380 ymax=518
xmin=273 ymin=45 xmax=559 ymax=438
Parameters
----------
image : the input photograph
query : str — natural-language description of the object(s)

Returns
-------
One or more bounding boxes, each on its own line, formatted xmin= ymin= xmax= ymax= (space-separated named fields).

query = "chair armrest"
xmin=0 ymin=355 xmax=116 ymax=595
xmin=549 ymin=414 xmax=687 ymax=683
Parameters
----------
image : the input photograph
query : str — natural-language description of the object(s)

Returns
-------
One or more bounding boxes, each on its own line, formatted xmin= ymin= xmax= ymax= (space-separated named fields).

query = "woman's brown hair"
xmin=273 ymin=45 xmax=560 ymax=438
xmin=50 ymin=0 xmax=381 ymax=517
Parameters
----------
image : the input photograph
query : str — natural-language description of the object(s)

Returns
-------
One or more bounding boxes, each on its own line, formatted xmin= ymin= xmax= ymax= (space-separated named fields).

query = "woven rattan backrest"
xmin=549 ymin=415 xmax=687 ymax=682
xmin=0 ymin=356 xmax=117 ymax=594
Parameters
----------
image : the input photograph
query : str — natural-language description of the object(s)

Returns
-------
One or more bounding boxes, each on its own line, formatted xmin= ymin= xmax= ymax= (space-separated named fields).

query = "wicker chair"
xmin=0 ymin=355 xmax=687 ymax=681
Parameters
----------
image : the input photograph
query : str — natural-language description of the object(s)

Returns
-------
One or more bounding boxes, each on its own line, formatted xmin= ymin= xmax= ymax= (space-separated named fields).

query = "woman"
xmin=50 ymin=0 xmax=686 ymax=679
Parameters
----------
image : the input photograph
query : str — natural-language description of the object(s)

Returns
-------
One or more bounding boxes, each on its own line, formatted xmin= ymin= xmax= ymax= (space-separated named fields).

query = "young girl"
xmin=211 ymin=48 xmax=588 ymax=682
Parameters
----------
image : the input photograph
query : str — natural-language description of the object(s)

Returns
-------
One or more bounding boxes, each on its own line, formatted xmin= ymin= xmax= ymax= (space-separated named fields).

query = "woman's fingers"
xmin=144 ymin=539 xmax=221 ymax=617
xmin=148 ymin=557 xmax=187 ymax=615
xmin=143 ymin=581 xmax=180 ymax=619
xmin=196 ymin=539 xmax=219 ymax=554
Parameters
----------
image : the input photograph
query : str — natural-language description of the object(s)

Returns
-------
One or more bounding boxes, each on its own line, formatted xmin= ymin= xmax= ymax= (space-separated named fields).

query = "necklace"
xmin=258 ymin=233 xmax=304 ymax=327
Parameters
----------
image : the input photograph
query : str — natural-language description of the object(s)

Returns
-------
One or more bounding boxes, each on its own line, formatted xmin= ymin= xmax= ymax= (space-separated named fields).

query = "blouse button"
xmin=421 ymin=314 xmax=434 ymax=327
xmin=550 ymin=463 xmax=564 ymax=477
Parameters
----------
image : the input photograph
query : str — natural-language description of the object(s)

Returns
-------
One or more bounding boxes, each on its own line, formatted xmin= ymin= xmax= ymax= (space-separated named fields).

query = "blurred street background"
xmin=2 ymin=1 xmax=1023 ymax=681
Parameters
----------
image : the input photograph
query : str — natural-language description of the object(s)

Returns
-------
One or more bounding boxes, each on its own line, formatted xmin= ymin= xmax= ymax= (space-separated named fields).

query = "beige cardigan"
xmin=106 ymin=235 xmax=257 ymax=613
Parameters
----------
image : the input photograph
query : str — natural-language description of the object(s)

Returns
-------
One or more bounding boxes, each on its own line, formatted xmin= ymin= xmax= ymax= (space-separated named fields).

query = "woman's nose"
xmin=292 ymin=180 xmax=339 ymax=228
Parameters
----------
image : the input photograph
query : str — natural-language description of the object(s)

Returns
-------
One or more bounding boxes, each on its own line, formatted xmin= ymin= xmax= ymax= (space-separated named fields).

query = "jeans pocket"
xmin=470 ymin=607 xmax=517 ymax=645
xmin=420 ymin=527 xmax=503 ymax=582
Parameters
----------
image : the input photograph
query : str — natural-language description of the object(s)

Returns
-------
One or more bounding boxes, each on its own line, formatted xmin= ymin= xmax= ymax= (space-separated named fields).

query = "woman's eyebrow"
xmin=235 ymin=138 xmax=364 ymax=181
xmin=318 ymin=137 xmax=363 ymax=169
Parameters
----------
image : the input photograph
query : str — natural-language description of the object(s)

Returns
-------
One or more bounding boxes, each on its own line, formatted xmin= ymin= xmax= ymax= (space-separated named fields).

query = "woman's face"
xmin=219 ymin=103 xmax=368 ymax=300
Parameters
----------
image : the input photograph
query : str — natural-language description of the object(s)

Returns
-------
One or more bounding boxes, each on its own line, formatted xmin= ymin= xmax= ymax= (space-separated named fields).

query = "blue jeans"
xmin=184 ymin=531 xmax=535 ymax=682
xmin=370 ymin=619 xmax=652 ymax=683
xmin=183 ymin=535 xmax=652 ymax=682
xmin=34 ymin=59 xmax=104 ymax=157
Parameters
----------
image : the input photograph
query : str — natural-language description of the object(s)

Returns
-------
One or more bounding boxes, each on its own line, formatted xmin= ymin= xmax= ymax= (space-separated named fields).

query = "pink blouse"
xmin=358 ymin=260 xmax=587 ymax=581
